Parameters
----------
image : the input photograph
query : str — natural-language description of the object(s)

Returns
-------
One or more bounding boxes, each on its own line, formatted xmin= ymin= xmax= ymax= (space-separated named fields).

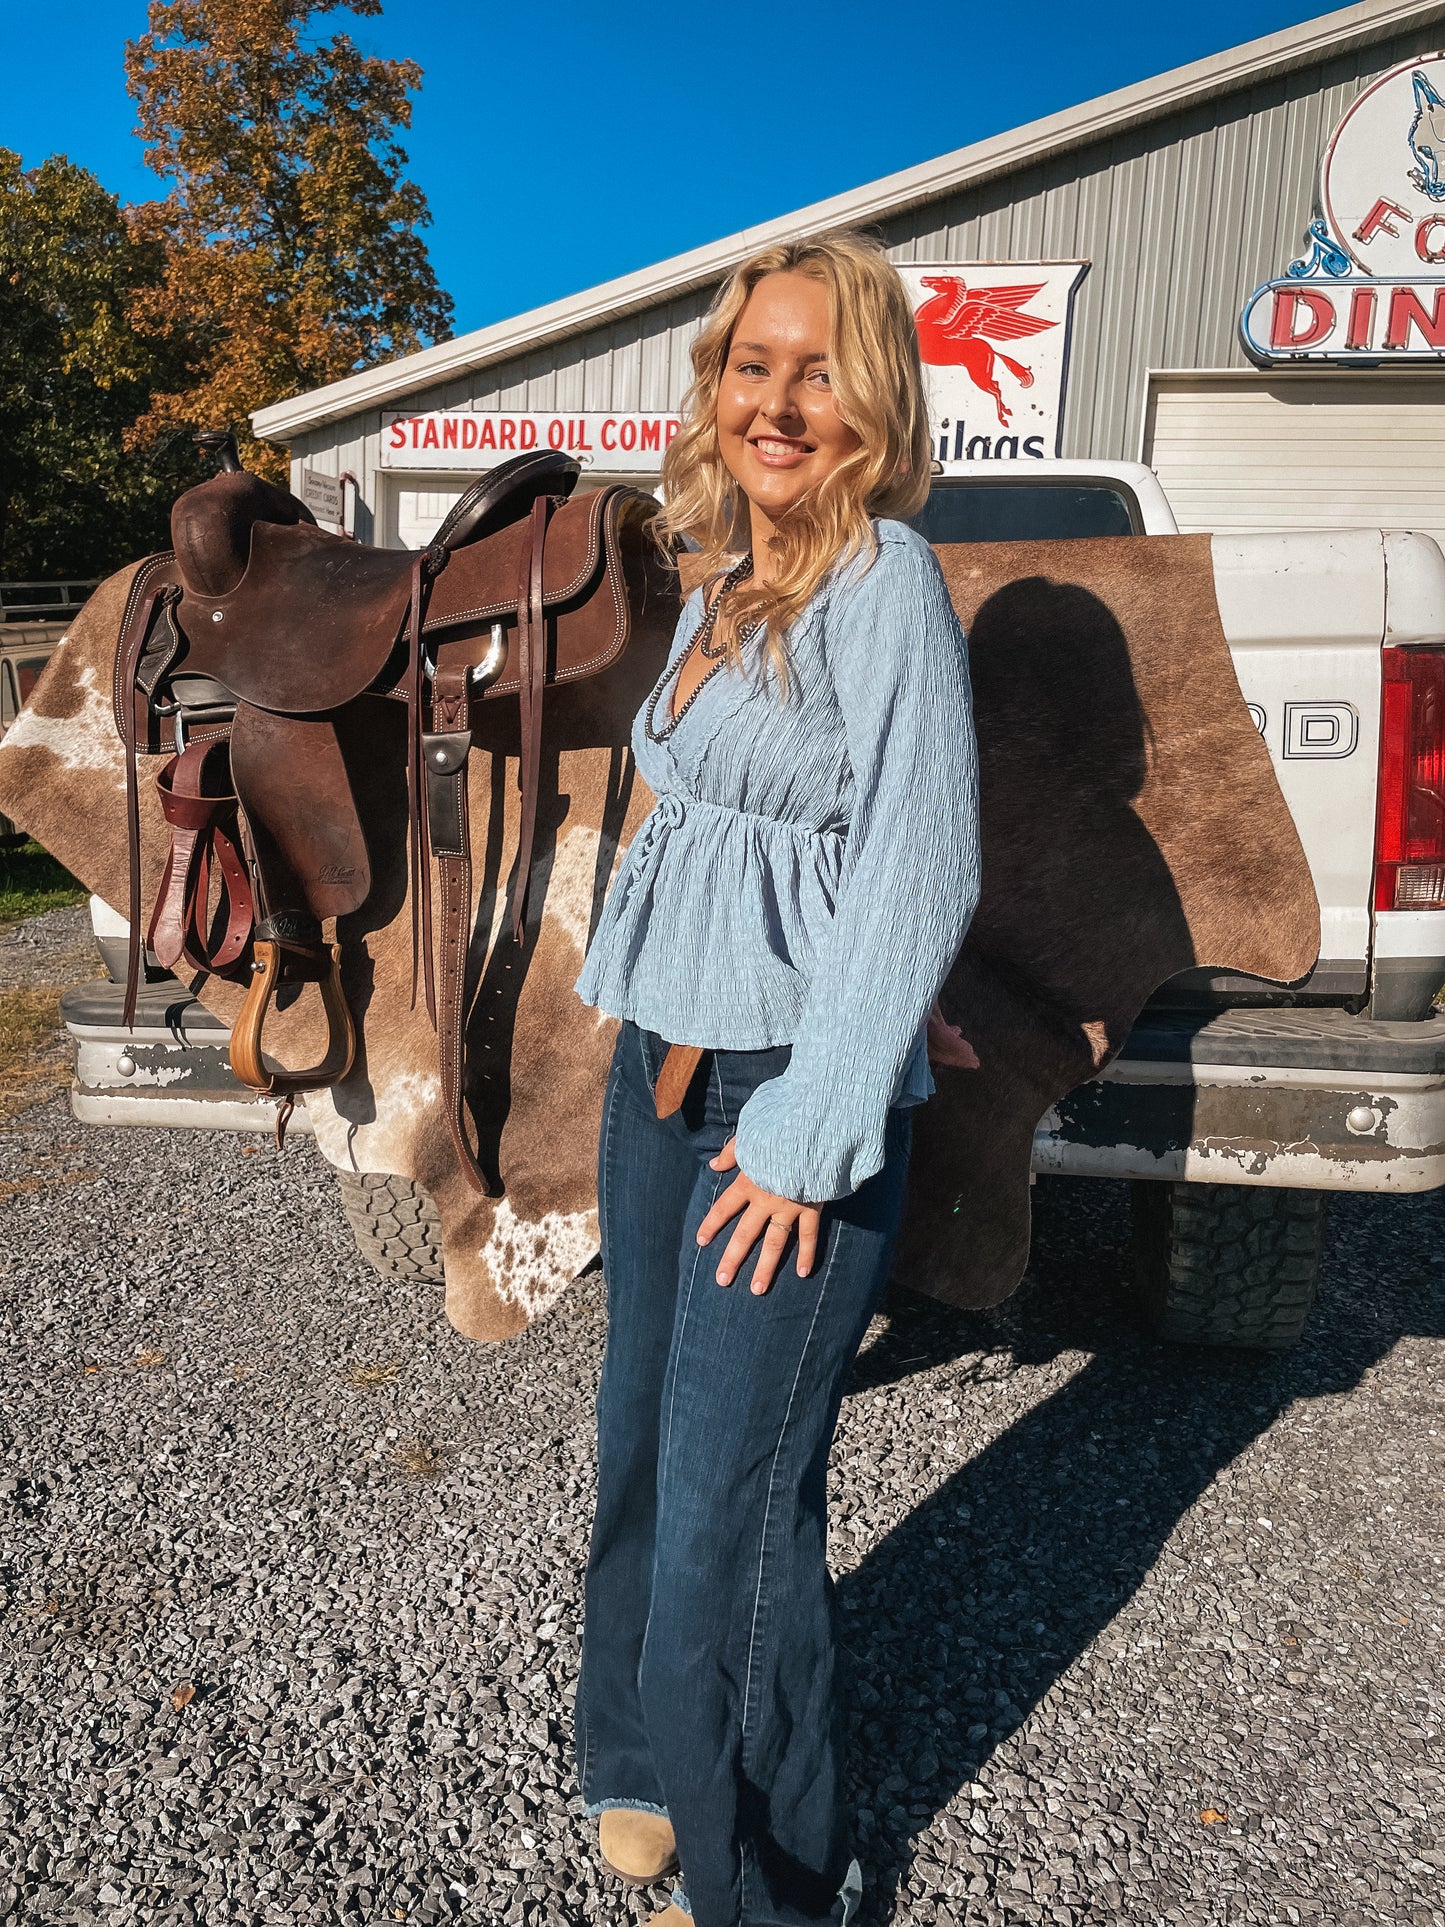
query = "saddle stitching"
xmin=419 ymin=487 xmax=607 ymax=636
xmin=111 ymin=552 xmax=177 ymax=741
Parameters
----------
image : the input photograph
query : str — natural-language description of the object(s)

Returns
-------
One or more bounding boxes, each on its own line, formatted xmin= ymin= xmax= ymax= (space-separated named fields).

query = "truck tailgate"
xmin=1212 ymin=530 xmax=1385 ymax=996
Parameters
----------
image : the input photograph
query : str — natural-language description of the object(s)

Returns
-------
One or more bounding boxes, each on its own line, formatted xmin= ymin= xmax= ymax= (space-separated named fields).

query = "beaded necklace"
xmin=645 ymin=555 xmax=763 ymax=744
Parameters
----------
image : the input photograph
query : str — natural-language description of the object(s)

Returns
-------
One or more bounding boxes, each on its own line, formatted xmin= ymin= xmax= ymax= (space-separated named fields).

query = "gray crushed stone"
xmin=0 ymin=970 xmax=1441 ymax=1924
xmin=0 ymin=904 xmax=100 ymax=992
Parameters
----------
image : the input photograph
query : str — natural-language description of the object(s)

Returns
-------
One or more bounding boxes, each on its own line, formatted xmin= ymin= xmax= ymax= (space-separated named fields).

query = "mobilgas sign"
xmin=896 ymin=262 xmax=1089 ymax=467
xmin=1241 ymin=53 xmax=1445 ymax=365
xmin=382 ymin=411 xmax=680 ymax=472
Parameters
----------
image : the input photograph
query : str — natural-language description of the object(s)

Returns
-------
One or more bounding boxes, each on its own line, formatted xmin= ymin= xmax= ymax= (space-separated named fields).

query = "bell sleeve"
xmin=731 ymin=534 xmax=980 ymax=1201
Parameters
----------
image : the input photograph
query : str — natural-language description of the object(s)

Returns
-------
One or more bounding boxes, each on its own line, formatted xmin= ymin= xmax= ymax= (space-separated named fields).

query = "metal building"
xmin=252 ymin=0 xmax=1445 ymax=550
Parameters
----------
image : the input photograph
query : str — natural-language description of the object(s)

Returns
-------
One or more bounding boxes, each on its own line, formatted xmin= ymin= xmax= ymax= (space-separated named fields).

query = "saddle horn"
xmin=193 ymin=428 xmax=245 ymax=474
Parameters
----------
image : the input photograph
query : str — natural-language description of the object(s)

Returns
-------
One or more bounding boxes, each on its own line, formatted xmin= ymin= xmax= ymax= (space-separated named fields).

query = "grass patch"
xmin=345 ymin=1359 xmax=400 ymax=1389
xmin=0 ymin=840 xmax=86 ymax=927
xmin=0 ymin=986 xmax=67 ymax=1119
xmin=0 ymin=987 xmax=60 ymax=1073
xmin=0 ymin=1164 xmax=97 ymax=1203
xmin=391 ymin=1436 xmax=449 ymax=1479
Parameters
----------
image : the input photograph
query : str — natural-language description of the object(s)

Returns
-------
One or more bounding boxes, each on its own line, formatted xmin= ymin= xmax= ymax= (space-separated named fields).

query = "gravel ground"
xmin=1 ymin=915 xmax=1441 ymax=1926
xmin=0 ymin=905 xmax=98 ymax=991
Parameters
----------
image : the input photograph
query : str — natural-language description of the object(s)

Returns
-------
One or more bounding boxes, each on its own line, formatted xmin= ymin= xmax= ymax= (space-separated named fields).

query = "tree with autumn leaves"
xmin=1 ymin=0 xmax=451 ymax=574
xmin=125 ymin=0 xmax=453 ymax=480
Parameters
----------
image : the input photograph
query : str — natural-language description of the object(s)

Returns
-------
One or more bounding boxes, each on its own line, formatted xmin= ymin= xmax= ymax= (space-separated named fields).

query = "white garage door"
xmin=1143 ymin=373 xmax=1445 ymax=549
xmin=393 ymin=485 xmax=464 ymax=550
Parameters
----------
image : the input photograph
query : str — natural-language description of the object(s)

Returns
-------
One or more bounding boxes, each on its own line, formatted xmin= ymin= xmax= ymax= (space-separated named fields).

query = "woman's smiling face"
xmin=716 ymin=271 xmax=862 ymax=525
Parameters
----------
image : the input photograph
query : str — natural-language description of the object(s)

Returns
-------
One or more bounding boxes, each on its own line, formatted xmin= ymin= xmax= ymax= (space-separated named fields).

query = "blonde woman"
xmin=572 ymin=232 xmax=980 ymax=1927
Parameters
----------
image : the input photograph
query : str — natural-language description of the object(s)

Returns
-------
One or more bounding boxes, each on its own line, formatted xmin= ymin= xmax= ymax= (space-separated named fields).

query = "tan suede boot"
xmin=649 ymin=1910 xmax=690 ymax=1925
xmin=596 ymin=1807 xmax=679 ymax=1885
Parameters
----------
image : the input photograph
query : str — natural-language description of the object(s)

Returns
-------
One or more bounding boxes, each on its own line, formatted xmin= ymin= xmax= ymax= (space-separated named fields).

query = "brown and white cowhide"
xmin=0 ymin=533 xmax=1319 ymax=1339
xmin=0 ymin=561 xmax=670 ymax=1340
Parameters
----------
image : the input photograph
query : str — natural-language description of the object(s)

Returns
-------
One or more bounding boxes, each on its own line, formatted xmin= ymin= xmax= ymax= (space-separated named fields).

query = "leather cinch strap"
xmin=414 ymin=494 xmax=553 ymax=1198
xmin=424 ymin=662 xmax=497 ymax=1196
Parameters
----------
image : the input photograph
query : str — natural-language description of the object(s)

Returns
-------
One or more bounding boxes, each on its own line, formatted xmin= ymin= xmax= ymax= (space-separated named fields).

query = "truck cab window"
xmin=912 ymin=483 xmax=1138 ymax=543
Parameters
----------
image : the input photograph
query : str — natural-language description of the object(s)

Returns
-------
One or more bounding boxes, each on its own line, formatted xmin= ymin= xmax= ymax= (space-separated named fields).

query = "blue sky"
xmin=4 ymin=1 xmax=1333 ymax=337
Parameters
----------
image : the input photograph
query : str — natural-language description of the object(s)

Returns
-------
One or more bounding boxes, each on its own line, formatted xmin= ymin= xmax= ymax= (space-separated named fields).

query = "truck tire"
xmin=335 ymin=1169 xmax=445 ymax=1285
xmin=1130 ymin=1180 xmax=1327 ymax=1350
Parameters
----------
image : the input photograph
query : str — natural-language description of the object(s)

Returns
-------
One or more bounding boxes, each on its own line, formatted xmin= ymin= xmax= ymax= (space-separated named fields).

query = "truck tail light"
xmin=1375 ymin=645 xmax=1445 ymax=911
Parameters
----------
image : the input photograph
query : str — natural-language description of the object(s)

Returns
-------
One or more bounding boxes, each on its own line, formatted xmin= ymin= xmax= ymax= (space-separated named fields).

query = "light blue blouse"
xmin=574 ymin=518 xmax=981 ymax=1202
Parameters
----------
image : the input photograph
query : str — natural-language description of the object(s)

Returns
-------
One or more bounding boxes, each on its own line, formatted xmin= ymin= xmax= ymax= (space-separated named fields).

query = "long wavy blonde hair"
xmin=657 ymin=231 xmax=932 ymax=681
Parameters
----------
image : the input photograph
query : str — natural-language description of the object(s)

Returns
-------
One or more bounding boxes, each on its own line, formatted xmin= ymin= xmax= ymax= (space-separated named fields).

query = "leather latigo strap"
xmin=412 ymin=496 xmax=555 ymax=1198
xmin=512 ymin=494 xmax=552 ymax=940
xmin=406 ymin=544 xmax=450 ymax=1024
xmin=147 ymin=741 xmax=252 ymax=979
xmin=423 ymin=663 xmax=499 ymax=1197
xmin=114 ymin=567 xmax=184 ymax=1029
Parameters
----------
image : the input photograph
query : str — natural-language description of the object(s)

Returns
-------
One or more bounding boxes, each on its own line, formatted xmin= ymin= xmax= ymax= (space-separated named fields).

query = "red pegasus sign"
xmin=913 ymin=275 xmax=1059 ymax=427
xmin=896 ymin=263 xmax=1088 ymax=467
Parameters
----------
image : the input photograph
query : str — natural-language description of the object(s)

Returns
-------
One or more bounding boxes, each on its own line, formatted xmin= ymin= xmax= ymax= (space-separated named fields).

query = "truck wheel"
xmin=335 ymin=1169 xmax=445 ymax=1285
xmin=1130 ymin=1180 xmax=1327 ymax=1350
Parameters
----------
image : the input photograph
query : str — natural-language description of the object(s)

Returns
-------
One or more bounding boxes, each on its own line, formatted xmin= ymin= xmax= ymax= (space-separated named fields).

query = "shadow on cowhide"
xmin=0 ymin=531 xmax=1317 ymax=1336
xmin=903 ymin=535 xmax=1318 ymax=1306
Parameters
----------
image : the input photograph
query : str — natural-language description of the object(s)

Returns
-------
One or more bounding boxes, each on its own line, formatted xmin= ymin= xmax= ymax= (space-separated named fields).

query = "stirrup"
xmin=229 ymin=938 xmax=356 ymax=1101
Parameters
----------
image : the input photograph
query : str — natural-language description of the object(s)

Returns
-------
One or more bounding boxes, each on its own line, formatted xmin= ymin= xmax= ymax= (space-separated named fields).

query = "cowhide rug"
xmin=0 ymin=533 xmax=1317 ymax=1338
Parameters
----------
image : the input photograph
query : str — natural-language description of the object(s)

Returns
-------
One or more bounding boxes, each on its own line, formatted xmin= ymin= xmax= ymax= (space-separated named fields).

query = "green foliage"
xmin=0 ymin=839 xmax=85 ymax=927
xmin=0 ymin=151 xmax=205 ymax=578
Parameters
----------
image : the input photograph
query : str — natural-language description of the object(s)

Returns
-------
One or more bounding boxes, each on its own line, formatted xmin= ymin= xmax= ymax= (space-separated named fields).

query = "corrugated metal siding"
xmin=295 ymin=20 xmax=1445 ymax=520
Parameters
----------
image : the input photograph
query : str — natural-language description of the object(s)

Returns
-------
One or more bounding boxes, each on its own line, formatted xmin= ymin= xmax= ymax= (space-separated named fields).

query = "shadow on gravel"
xmin=838 ymin=1174 xmax=1445 ymax=1925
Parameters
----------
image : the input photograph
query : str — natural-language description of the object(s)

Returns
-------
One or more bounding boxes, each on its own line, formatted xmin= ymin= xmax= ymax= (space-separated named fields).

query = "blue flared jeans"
xmin=574 ymin=1021 xmax=912 ymax=1927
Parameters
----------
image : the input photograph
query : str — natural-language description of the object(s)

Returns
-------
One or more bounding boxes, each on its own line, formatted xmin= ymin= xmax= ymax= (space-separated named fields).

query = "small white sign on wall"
xmin=382 ymin=411 xmax=682 ymax=473
xmin=895 ymin=262 xmax=1089 ymax=467
xmin=299 ymin=466 xmax=343 ymax=523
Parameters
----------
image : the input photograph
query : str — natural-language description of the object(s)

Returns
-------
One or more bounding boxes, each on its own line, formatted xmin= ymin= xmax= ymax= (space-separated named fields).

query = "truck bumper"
xmin=1035 ymin=1007 xmax=1445 ymax=1191
xmin=62 ymin=982 xmax=311 ymax=1138
xmin=64 ymin=985 xmax=1445 ymax=1193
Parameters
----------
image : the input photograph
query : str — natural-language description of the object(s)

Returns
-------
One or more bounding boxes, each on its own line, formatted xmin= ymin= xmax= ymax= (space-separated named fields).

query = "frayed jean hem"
xmin=584 ymin=1796 xmax=670 ymax=1820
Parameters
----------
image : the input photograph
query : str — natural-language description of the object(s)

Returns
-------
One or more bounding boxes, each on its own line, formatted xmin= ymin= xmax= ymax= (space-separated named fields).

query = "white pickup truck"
xmin=62 ymin=461 xmax=1445 ymax=1350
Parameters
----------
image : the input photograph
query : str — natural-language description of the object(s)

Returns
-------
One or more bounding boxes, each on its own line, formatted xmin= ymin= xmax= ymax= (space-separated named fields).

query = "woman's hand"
xmin=697 ymin=1139 xmax=822 ymax=1293
xmin=927 ymin=1000 xmax=980 ymax=1070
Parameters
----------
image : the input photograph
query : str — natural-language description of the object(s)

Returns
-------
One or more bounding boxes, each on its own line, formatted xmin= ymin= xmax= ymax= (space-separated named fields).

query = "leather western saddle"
xmin=115 ymin=434 xmax=666 ymax=1194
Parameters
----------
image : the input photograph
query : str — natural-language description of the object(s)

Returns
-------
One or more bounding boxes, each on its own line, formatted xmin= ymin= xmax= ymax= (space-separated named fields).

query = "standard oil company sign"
xmin=382 ymin=410 xmax=681 ymax=472
xmin=1241 ymin=53 xmax=1445 ymax=364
